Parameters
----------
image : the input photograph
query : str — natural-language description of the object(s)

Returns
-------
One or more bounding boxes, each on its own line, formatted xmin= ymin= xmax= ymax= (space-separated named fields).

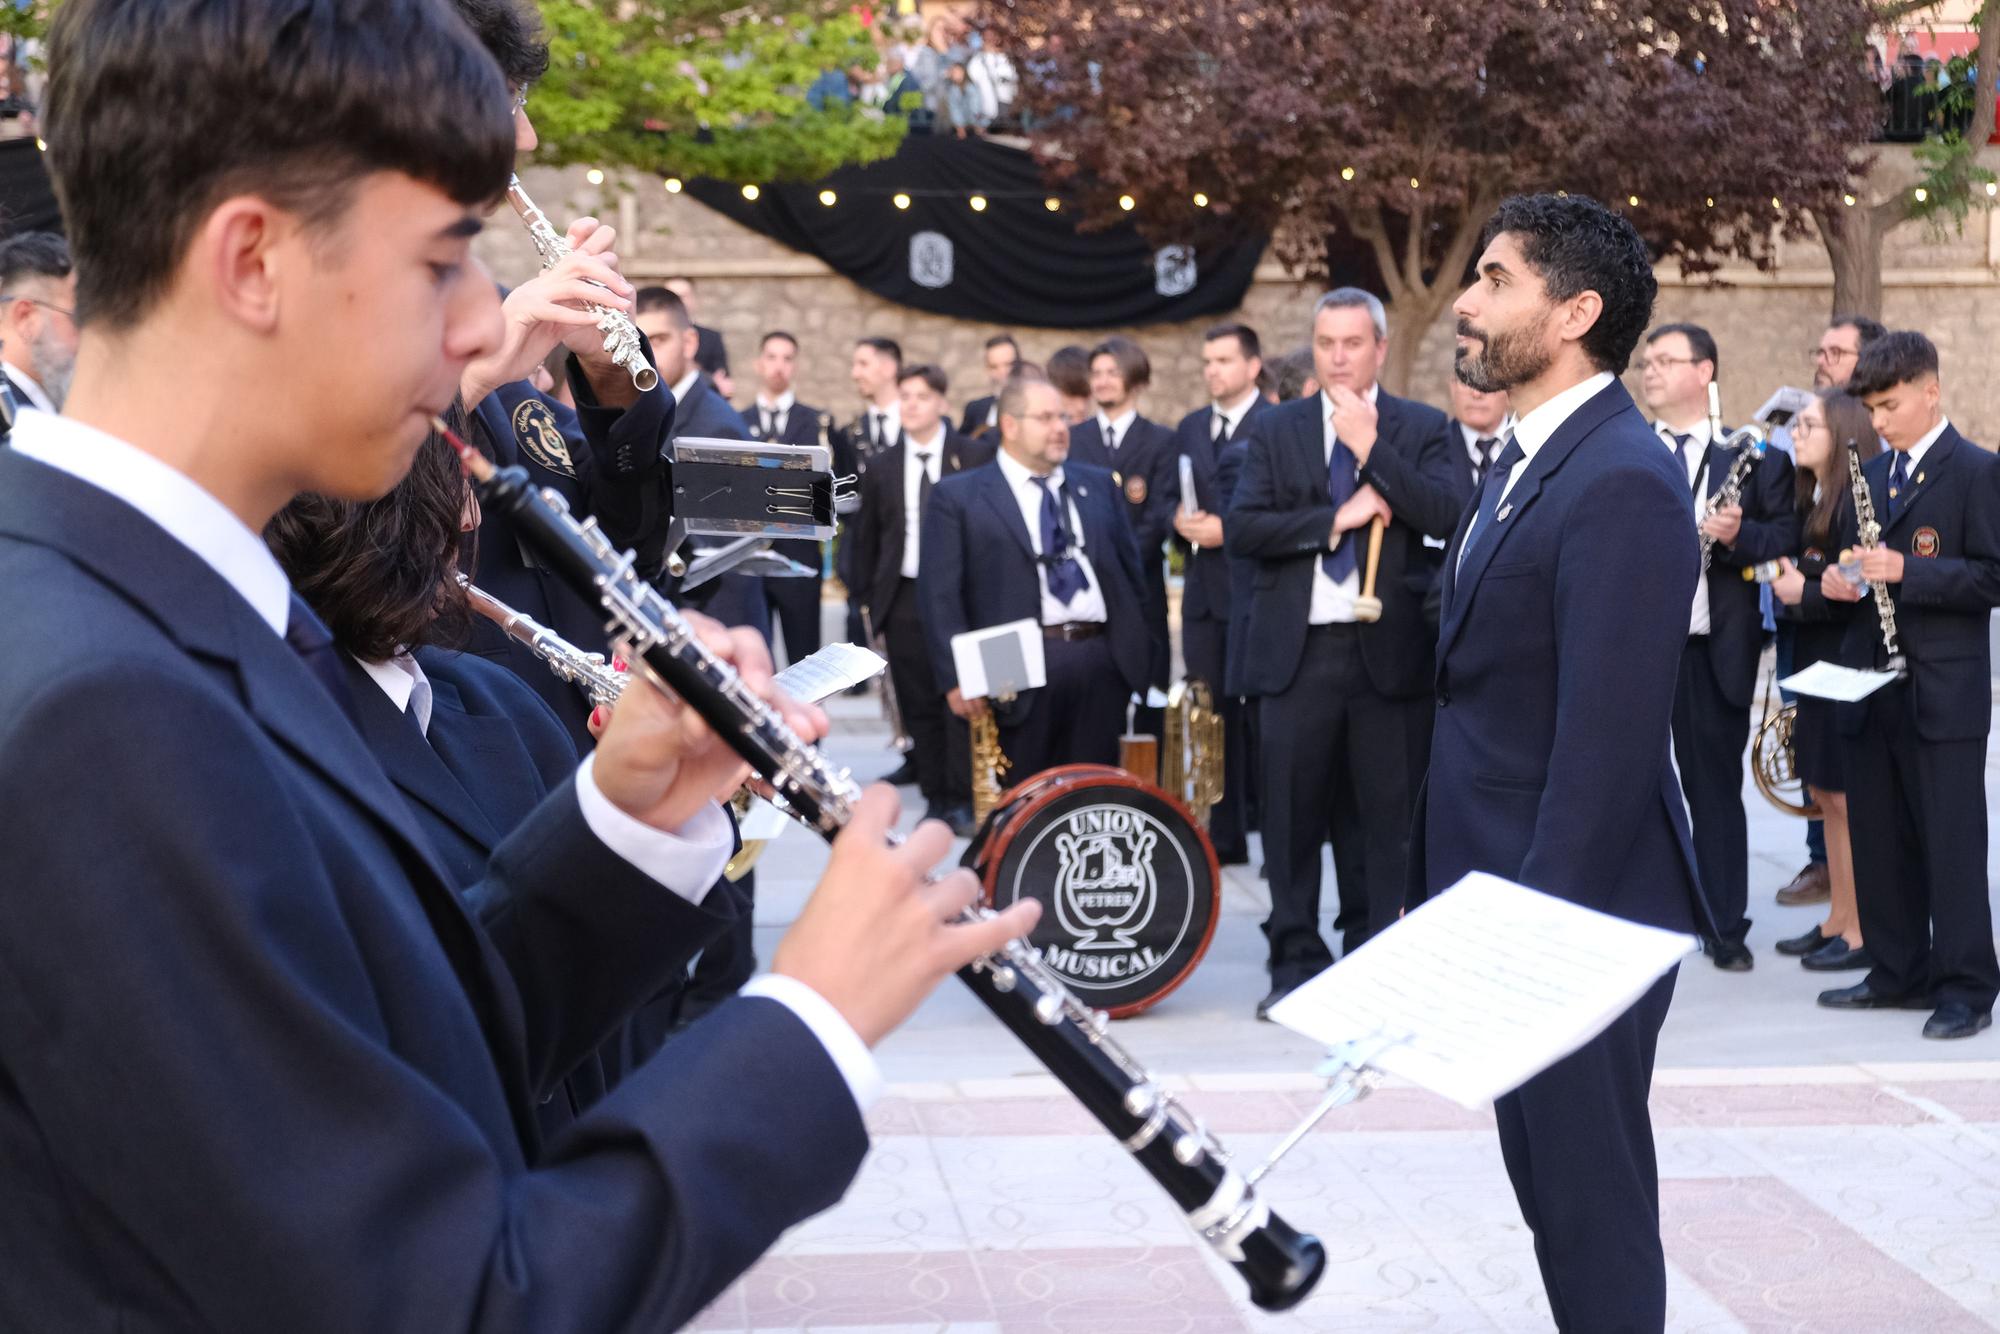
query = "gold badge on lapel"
xmin=1125 ymin=474 xmax=1148 ymax=505
xmin=1914 ymin=526 xmax=1941 ymax=558
xmin=512 ymin=399 xmax=575 ymax=477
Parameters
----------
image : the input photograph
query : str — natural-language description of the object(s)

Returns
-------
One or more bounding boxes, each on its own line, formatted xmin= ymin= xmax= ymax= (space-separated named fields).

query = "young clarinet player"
xmin=1768 ymin=389 xmax=1880 ymax=976
xmin=1815 ymin=331 xmax=2000 ymax=1041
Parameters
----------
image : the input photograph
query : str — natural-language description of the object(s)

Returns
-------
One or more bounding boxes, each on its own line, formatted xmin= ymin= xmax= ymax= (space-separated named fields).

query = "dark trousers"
xmin=764 ymin=575 xmax=823 ymax=667
xmin=1258 ymin=623 xmax=1428 ymax=986
xmin=1842 ymin=684 xmax=1998 ymax=1012
xmin=884 ymin=582 xmax=965 ymax=807
xmin=1181 ymin=612 xmax=1250 ymax=861
xmin=998 ymin=633 xmax=1124 ymax=780
xmin=1774 ymin=624 xmax=1828 ymax=864
xmin=1670 ymin=637 xmax=1751 ymax=948
xmin=1497 ymin=969 xmax=1676 ymax=1333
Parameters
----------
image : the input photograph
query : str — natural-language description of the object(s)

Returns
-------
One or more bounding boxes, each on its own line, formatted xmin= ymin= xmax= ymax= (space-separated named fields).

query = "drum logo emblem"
xmin=1052 ymin=806 xmax=1160 ymax=949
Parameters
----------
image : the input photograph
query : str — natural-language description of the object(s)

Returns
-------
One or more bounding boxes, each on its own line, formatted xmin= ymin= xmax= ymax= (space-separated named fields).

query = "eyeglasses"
xmin=1636 ymin=355 xmax=1700 ymax=373
xmin=509 ymin=86 xmax=530 ymax=116
xmin=1811 ymin=345 xmax=1858 ymax=364
xmin=1018 ymin=411 xmax=1067 ymax=426
xmin=0 ymin=295 xmax=75 ymax=321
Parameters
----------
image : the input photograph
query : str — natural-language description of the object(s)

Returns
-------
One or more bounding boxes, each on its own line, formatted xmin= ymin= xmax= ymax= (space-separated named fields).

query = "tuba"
xmin=1159 ymin=678 xmax=1225 ymax=828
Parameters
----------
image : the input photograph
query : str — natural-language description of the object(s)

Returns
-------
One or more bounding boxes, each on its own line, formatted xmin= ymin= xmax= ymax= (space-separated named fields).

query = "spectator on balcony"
xmin=942 ymin=63 xmax=982 ymax=138
xmin=968 ymin=44 xmax=1018 ymax=130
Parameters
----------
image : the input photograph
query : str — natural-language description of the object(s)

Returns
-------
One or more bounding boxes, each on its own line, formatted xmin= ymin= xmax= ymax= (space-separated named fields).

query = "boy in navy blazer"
xmin=1816 ymin=330 xmax=2000 ymax=1041
xmin=1414 ymin=194 xmax=1705 ymax=1332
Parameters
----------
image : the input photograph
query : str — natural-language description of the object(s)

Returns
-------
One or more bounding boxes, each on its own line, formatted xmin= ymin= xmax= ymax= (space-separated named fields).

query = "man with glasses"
xmin=0 ymin=232 xmax=78 ymax=430
xmin=1638 ymin=321 xmax=1799 ymax=973
xmin=1771 ymin=313 xmax=1889 ymax=911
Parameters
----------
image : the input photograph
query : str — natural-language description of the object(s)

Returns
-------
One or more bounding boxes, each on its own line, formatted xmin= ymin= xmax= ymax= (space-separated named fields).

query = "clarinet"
xmin=438 ymin=421 xmax=1327 ymax=1312
xmin=505 ymin=175 xmax=661 ymax=393
xmin=1843 ymin=437 xmax=1908 ymax=677
xmin=1698 ymin=424 xmax=1769 ymax=576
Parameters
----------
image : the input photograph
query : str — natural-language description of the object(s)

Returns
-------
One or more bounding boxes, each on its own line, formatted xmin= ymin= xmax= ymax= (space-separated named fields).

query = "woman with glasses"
xmin=1769 ymin=388 xmax=1882 ymax=973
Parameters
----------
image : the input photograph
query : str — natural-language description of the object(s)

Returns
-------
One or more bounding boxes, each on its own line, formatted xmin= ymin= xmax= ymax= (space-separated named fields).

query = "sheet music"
xmin=772 ymin=642 xmax=886 ymax=705
xmin=1267 ymin=873 xmax=1696 ymax=1109
xmin=1779 ymin=660 xmax=1898 ymax=703
xmin=951 ymin=620 xmax=1046 ymax=700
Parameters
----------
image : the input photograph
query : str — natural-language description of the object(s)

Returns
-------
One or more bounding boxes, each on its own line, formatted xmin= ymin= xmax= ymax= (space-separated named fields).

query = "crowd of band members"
xmin=2 ymin=192 xmax=1992 ymax=1042
xmin=643 ymin=280 xmax=1999 ymax=1042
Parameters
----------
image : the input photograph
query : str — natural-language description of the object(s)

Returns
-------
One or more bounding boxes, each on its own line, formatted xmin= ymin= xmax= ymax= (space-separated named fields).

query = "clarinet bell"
xmin=1234 ymin=1214 xmax=1328 ymax=1312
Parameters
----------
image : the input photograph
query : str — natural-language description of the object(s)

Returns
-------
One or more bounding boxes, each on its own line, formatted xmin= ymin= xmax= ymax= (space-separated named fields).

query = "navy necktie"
xmin=1457 ymin=435 xmax=1525 ymax=572
xmin=1030 ymin=475 xmax=1088 ymax=604
xmin=1473 ymin=435 xmax=1498 ymax=485
xmin=1320 ymin=421 xmax=1359 ymax=583
xmin=1887 ymin=450 xmax=1909 ymax=523
xmin=285 ymin=594 xmax=358 ymax=723
xmin=915 ymin=450 xmax=936 ymax=514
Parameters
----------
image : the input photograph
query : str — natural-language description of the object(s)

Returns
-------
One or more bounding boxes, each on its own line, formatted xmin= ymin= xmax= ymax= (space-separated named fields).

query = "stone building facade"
xmin=481 ymin=149 xmax=2000 ymax=441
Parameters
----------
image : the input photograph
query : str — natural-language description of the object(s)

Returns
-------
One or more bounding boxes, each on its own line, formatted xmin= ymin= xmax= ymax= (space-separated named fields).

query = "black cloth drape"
xmin=0 ymin=137 xmax=61 ymax=237
xmin=687 ymin=135 xmax=1265 ymax=328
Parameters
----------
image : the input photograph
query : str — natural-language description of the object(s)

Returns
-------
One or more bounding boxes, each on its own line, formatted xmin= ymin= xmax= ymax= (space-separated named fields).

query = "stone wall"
xmin=479 ymin=150 xmax=2000 ymax=440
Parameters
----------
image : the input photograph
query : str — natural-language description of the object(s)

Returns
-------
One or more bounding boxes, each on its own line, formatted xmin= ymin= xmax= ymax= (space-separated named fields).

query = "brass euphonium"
xmin=1160 ymin=678 xmax=1225 ymax=827
xmin=1752 ymin=692 xmax=1821 ymax=819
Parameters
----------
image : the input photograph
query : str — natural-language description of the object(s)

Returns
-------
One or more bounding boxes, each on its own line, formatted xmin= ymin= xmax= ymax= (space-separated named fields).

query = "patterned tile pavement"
xmin=691 ymin=679 xmax=2000 ymax=1331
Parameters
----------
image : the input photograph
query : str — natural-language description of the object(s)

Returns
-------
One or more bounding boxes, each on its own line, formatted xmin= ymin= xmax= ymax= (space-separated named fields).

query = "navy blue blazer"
xmin=919 ymin=459 xmax=1150 ymax=704
xmin=744 ymin=396 xmax=840 ymax=573
xmin=1066 ymin=413 xmax=1180 ymax=560
xmin=468 ymin=351 xmax=673 ymax=749
xmin=0 ymin=450 xmax=867 ymax=1331
xmin=1226 ymin=389 xmax=1467 ymax=699
xmin=959 ymin=393 xmax=999 ymax=437
xmin=1683 ymin=430 xmax=1800 ymax=707
xmin=847 ymin=428 xmax=995 ymax=625
xmin=1171 ymin=398 xmax=1276 ymax=627
xmin=1831 ymin=424 xmax=2000 ymax=740
xmin=1410 ymin=379 xmax=1707 ymax=937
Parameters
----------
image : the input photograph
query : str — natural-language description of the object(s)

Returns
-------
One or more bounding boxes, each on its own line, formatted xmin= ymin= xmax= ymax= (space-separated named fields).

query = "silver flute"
xmin=505 ymin=174 xmax=661 ymax=392
xmin=460 ymin=576 xmax=627 ymax=707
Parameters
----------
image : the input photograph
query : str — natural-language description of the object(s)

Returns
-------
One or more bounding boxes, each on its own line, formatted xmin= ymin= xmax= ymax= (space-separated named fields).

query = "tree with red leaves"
xmin=987 ymin=0 xmax=1882 ymax=388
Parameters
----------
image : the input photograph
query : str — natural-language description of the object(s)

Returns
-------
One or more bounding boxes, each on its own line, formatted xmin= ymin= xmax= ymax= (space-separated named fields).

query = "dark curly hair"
xmin=264 ymin=404 xmax=477 ymax=662
xmin=1846 ymin=329 xmax=1939 ymax=399
xmin=448 ymin=0 xmax=549 ymax=90
xmin=1481 ymin=194 xmax=1657 ymax=375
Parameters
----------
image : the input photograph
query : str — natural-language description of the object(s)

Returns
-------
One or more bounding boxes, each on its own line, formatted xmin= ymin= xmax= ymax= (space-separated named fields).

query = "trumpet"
xmin=505 ymin=175 xmax=660 ymax=393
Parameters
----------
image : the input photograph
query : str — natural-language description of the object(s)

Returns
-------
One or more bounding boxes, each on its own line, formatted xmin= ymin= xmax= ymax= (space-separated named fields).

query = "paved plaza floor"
xmin=690 ymin=686 xmax=2000 ymax=1332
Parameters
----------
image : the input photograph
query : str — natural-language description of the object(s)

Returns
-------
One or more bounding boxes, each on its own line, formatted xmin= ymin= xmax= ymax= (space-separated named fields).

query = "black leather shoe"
xmin=1776 ymin=925 xmax=1828 ymax=957
xmin=882 ymin=757 xmax=920 ymax=786
xmin=1708 ymin=941 xmax=1754 ymax=972
xmin=1801 ymin=939 xmax=1872 ymax=972
xmin=1255 ymin=984 xmax=1297 ymax=1022
xmin=1818 ymin=981 xmax=1933 ymax=1010
xmin=1923 ymin=1003 xmax=1993 ymax=1040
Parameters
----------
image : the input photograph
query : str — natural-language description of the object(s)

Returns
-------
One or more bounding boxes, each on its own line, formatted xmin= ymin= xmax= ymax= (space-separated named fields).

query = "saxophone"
xmin=1699 ymin=424 xmax=1770 ymax=576
xmin=970 ymin=707 xmax=1011 ymax=824
xmin=505 ymin=175 xmax=661 ymax=393
xmin=1843 ymin=437 xmax=1908 ymax=677
xmin=1159 ymin=678 xmax=1225 ymax=828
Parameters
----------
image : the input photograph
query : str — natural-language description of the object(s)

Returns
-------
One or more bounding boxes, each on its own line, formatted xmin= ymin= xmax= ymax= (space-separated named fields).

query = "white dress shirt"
xmin=754 ymin=389 xmax=796 ymax=438
xmin=1097 ymin=407 xmax=1137 ymax=455
xmin=1654 ymin=417 xmax=1715 ymax=637
xmin=864 ymin=398 xmax=901 ymax=450
xmin=1462 ymin=372 xmax=1614 ymax=577
xmin=3 ymin=362 xmax=55 ymax=414
xmin=995 ymin=448 xmax=1110 ymax=624
xmin=1308 ymin=383 xmax=1379 ymax=624
xmin=1900 ymin=415 xmax=1950 ymax=476
xmin=668 ymin=367 xmax=704 ymax=412
xmin=1457 ymin=417 xmax=1514 ymax=482
xmin=357 ymin=650 xmax=436 ymax=735
xmin=900 ymin=424 xmax=945 ymax=578
xmin=1211 ymin=389 xmax=1259 ymax=442
xmin=10 ymin=410 xmax=882 ymax=1113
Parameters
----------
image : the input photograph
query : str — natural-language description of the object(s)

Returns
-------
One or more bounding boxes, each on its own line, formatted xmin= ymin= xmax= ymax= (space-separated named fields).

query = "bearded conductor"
xmin=1410 ymin=194 xmax=1707 ymax=1331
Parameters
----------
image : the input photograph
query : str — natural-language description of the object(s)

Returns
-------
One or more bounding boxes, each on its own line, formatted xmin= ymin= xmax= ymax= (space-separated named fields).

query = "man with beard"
xmin=1410 ymin=193 xmax=1705 ymax=1330
xmin=0 ymin=232 xmax=78 ymax=431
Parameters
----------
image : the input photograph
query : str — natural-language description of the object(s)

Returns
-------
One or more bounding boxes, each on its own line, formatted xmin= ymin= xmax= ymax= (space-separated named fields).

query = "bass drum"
xmin=961 ymin=764 xmax=1221 ymax=1018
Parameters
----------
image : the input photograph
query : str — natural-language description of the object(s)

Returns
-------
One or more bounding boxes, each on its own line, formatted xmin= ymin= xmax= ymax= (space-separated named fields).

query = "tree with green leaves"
xmin=1816 ymin=1 xmax=2000 ymax=318
xmin=988 ymin=0 xmax=1886 ymax=390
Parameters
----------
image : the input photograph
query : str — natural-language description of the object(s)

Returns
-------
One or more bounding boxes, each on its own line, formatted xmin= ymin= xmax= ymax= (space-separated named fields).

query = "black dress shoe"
xmin=1801 ymin=939 xmax=1872 ymax=972
xmin=1708 ymin=941 xmax=1754 ymax=972
xmin=1818 ymin=981 xmax=1933 ymax=1010
xmin=1923 ymin=1003 xmax=1993 ymax=1040
xmin=1255 ymin=984 xmax=1298 ymax=1022
xmin=1776 ymin=925 xmax=1828 ymax=957
xmin=882 ymin=757 xmax=920 ymax=786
